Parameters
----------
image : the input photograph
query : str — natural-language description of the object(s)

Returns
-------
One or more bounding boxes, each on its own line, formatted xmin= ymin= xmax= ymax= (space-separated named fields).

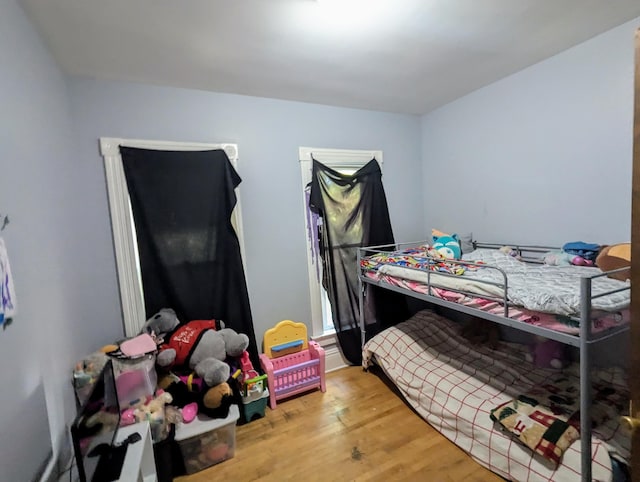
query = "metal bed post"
xmin=579 ymin=276 xmax=592 ymax=482
xmin=358 ymin=248 xmax=366 ymax=350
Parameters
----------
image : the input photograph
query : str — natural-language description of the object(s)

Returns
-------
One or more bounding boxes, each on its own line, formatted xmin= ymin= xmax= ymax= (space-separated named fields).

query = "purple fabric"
xmin=305 ymin=186 xmax=321 ymax=282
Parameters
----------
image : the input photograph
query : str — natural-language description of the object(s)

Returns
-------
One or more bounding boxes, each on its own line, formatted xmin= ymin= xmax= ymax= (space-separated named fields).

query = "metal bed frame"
xmin=357 ymin=241 xmax=630 ymax=482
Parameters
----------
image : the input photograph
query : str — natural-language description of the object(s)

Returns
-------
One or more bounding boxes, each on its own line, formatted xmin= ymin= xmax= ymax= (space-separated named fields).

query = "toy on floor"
xmin=239 ymin=374 xmax=269 ymax=422
xmin=259 ymin=320 xmax=326 ymax=409
xmin=229 ymin=351 xmax=269 ymax=422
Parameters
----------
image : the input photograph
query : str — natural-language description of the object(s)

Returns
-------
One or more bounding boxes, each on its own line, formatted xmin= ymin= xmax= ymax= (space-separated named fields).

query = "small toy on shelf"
xmin=120 ymin=390 xmax=173 ymax=442
xmin=73 ymin=351 xmax=108 ymax=406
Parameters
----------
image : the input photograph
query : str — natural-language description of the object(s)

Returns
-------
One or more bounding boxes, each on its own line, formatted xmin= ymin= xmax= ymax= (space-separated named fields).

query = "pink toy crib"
xmin=258 ymin=320 xmax=326 ymax=409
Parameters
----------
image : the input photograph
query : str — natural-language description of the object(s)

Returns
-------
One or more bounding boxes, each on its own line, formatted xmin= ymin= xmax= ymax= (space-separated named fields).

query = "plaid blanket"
xmin=363 ymin=310 xmax=630 ymax=482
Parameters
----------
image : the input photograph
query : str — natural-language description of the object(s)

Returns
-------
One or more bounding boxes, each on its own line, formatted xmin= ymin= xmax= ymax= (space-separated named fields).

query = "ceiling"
xmin=20 ymin=0 xmax=640 ymax=115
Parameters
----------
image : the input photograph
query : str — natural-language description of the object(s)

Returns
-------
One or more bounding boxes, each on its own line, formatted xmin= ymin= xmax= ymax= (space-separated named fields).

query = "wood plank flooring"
xmin=176 ymin=366 xmax=504 ymax=482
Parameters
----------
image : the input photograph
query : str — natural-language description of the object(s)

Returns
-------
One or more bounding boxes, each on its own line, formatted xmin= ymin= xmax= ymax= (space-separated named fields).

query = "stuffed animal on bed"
xmin=595 ymin=243 xmax=630 ymax=281
xmin=432 ymin=234 xmax=462 ymax=260
xmin=525 ymin=336 xmax=565 ymax=369
xmin=499 ymin=246 xmax=522 ymax=261
xmin=461 ymin=319 xmax=500 ymax=350
xmin=543 ymin=251 xmax=593 ymax=267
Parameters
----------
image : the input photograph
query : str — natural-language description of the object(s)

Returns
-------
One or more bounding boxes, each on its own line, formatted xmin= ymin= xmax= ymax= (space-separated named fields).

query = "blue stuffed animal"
xmin=432 ymin=234 xmax=462 ymax=260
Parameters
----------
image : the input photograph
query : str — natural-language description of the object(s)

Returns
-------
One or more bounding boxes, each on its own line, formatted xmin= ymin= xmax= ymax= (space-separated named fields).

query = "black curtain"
xmin=120 ymin=147 xmax=259 ymax=370
xmin=309 ymin=159 xmax=408 ymax=364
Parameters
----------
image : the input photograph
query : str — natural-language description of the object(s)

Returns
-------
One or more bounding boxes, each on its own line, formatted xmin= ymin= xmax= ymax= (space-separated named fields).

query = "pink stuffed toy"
xmin=525 ymin=336 xmax=565 ymax=369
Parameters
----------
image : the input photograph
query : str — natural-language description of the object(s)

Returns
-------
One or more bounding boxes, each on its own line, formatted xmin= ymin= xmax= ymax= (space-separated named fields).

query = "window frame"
xmin=100 ymin=138 xmax=245 ymax=336
xmin=298 ymin=146 xmax=383 ymax=337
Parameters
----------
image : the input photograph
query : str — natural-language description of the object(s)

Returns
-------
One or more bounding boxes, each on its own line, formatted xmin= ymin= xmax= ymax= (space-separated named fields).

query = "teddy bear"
xmin=525 ymin=336 xmax=565 ymax=369
xmin=141 ymin=308 xmax=249 ymax=388
xmin=157 ymin=370 xmax=236 ymax=420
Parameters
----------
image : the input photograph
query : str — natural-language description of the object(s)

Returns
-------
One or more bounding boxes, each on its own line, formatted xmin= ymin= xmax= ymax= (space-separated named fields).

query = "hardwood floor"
xmin=176 ymin=366 xmax=504 ymax=482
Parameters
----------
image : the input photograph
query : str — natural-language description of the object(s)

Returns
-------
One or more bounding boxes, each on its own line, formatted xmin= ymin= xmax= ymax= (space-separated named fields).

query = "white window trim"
xmin=100 ymin=138 xmax=245 ymax=337
xmin=298 ymin=147 xmax=383 ymax=338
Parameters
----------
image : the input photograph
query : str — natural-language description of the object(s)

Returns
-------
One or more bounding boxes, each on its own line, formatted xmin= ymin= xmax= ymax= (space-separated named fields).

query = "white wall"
xmin=421 ymin=18 xmax=639 ymax=247
xmin=68 ymin=77 xmax=424 ymax=354
xmin=0 ymin=0 xmax=124 ymax=479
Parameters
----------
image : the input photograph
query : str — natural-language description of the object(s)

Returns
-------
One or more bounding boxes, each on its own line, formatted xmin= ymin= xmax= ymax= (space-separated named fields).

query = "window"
xmin=299 ymin=147 xmax=383 ymax=337
xmin=100 ymin=138 xmax=245 ymax=336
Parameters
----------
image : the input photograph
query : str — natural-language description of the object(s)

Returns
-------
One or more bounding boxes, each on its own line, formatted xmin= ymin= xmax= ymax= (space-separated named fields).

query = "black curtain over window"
xmin=309 ymin=159 xmax=408 ymax=364
xmin=120 ymin=147 xmax=259 ymax=370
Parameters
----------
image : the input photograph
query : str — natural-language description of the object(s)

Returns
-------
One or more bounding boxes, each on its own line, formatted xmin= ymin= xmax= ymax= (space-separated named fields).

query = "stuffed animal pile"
xmin=142 ymin=308 xmax=249 ymax=419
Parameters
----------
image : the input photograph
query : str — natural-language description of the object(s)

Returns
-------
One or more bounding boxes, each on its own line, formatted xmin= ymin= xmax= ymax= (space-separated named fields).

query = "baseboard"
xmin=312 ymin=333 xmax=351 ymax=373
xmin=325 ymin=345 xmax=348 ymax=373
xmin=52 ymin=446 xmax=74 ymax=482
xmin=39 ymin=427 xmax=74 ymax=482
xmin=33 ymin=449 xmax=54 ymax=482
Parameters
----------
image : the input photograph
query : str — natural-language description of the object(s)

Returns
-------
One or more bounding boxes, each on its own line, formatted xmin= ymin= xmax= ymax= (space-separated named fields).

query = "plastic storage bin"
xmin=174 ymin=404 xmax=239 ymax=474
xmin=110 ymin=353 xmax=157 ymax=408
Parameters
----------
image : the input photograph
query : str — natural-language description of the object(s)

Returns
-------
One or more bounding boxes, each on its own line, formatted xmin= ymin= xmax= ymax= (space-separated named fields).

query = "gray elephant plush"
xmin=142 ymin=308 xmax=249 ymax=387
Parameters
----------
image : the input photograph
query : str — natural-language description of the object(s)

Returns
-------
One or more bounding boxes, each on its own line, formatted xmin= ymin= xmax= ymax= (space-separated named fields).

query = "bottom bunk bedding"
xmin=362 ymin=310 xmax=630 ymax=482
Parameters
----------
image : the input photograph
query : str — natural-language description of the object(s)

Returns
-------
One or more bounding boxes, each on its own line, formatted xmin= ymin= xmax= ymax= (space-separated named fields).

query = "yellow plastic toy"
xmin=259 ymin=320 xmax=326 ymax=409
xmin=262 ymin=320 xmax=309 ymax=358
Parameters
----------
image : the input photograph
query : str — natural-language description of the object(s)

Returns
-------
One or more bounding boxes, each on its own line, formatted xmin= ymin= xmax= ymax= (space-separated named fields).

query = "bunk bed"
xmin=357 ymin=241 xmax=631 ymax=482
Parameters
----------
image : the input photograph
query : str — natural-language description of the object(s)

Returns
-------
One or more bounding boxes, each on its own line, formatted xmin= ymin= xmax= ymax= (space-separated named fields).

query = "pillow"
xmin=431 ymin=228 xmax=474 ymax=254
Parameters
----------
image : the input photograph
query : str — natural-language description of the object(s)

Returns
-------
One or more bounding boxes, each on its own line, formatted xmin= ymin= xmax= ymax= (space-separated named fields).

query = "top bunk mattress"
xmin=361 ymin=247 xmax=630 ymax=316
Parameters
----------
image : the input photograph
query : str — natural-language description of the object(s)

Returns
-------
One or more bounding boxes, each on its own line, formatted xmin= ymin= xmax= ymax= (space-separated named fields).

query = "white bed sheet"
xmin=362 ymin=310 xmax=630 ymax=482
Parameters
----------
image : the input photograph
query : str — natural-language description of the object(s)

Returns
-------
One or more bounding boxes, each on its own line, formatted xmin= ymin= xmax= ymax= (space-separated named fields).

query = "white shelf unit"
xmin=114 ymin=421 xmax=157 ymax=482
